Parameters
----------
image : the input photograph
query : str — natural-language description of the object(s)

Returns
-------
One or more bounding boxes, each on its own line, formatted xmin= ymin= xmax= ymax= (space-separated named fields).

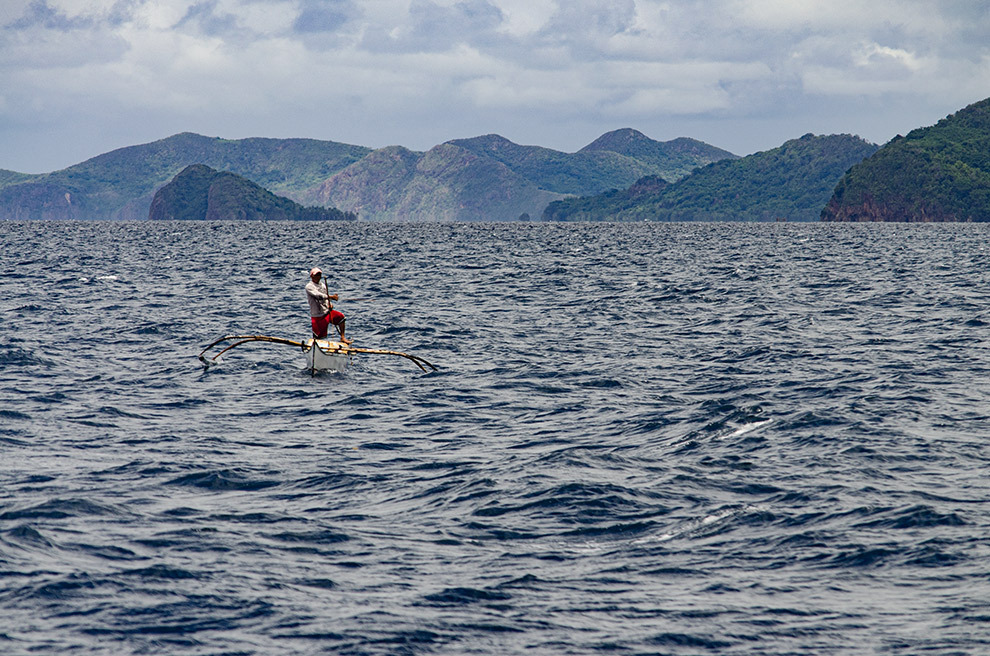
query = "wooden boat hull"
xmin=304 ymin=338 xmax=351 ymax=372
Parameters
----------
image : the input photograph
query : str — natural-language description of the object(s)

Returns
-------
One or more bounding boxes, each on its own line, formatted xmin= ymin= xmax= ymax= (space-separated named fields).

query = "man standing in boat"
xmin=306 ymin=267 xmax=352 ymax=344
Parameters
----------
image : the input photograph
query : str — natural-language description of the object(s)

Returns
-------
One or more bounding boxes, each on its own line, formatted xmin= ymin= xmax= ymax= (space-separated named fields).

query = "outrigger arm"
xmin=342 ymin=345 xmax=437 ymax=372
xmin=198 ymin=334 xmax=437 ymax=372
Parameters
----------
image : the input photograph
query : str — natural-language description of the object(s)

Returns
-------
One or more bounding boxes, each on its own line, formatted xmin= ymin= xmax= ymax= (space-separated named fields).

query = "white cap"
xmin=309 ymin=267 xmax=322 ymax=277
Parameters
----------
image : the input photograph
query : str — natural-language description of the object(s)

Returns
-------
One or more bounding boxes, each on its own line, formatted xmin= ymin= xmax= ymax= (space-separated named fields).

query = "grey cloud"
xmin=6 ymin=0 xmax=141 ymax=31
xmin=362 ymin=0 xmax=505 ymax=53
xmin=542 ymin=0 xmax=637 ymax=37
xmin=177 ymin=0 xmax=240 ymax=37
xmin=933 ymin=2 xmax=990 ymax=58
xmin=529 ymin=0 xmax=638 ymax=62
xmin=533 ymin=1 xmax=773 ymax=66
xmin=10 ymin=0 xmax=95 ymax=30
xmin=293 ymin=0 xmax=355 ymax=34
xmin=1 ymin=1 xmax=129 ymax=71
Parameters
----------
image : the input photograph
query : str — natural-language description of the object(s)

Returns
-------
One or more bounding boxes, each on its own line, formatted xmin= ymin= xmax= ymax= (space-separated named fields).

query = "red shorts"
xmin=311 ymin=311 xmax=345 ymax=338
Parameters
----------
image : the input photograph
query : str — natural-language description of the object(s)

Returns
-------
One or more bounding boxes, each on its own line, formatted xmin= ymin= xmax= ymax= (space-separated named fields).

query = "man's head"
xmin=310 ymin=267 xmax=322 ymax=282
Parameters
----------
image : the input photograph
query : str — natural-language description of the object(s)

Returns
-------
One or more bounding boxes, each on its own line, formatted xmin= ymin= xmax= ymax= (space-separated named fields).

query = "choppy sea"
xmin=1 ymin=220 xmax=989 ymax=655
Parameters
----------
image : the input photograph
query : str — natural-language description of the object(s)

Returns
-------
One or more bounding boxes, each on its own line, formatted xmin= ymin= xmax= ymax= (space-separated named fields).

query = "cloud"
xmin=540 ymin=0 xmax=637 ymax=43
xmin=293 ymin=0 xmax=354 ymax=33
xmin=361 ymin=0 xmax=505 ymax=53
xmin=9 ymin=0 xmax=95 ymax=29
xmin=490 ymin=0 xmax=555 ymax=37
xmin=1 ymin=0 xmax=989 ymax=172
xmin=176 ymin=0 xmax=240 ymax=37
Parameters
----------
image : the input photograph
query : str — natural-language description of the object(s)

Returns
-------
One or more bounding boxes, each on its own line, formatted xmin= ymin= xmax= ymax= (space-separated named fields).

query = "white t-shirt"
xmin=305 ymin=280 xmax=330 ymax=317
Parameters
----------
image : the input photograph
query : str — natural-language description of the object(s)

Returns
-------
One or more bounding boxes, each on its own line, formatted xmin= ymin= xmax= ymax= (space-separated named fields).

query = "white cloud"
xmin=131 ymin=2 xmax=197 ymax=30
xmin=490 ymin=0 xmax=555 ymax=36
xmin=462 ymin=67 xmax=601 ymax=108
xmin=237 ymin=1 xmax=297 ymax=34
xmin=854 ymin=44 xmax=921 ymax=73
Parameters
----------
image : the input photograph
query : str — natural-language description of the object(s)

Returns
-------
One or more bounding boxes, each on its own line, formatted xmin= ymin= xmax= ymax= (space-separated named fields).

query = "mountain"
xmin=822 ymin=97 xmax=990 ymax=222
xmin=0 ymin=129 xmax=735 ymax=221
xmin=0 ymin=169 xmax=34 ymax=189
xmin=580 ymin=128 xmax=739 ymax=180
xmin=544 ymin=134 xmax=878 ymax=222
xmin=0 ymin=133 xmax=371 ymax=220
xmin=305 ymin=130 xmax=736 ymax=221
xmin=305 ymin=143 xmax=563 ymax=222
xmin=446 ymin=130 xmax=733 ymax=195
xmin=543 ymin=175 xmax=670 ymax=222
xmin=148 ymin=164 xmax=355 ymax=221
xmin=445 ymin=134 xmax=647 ymax=196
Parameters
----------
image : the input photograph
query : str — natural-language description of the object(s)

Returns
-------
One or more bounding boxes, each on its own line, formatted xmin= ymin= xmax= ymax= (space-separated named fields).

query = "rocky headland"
xmin=148 ymin=164 xmax=355 ymax=221
xmin=822 ymin=97 xmax=990 ymax=222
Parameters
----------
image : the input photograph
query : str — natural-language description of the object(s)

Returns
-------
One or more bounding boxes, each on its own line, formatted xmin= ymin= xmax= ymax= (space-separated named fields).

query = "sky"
xmin=1 ymin=0 xmax=989 ymax=174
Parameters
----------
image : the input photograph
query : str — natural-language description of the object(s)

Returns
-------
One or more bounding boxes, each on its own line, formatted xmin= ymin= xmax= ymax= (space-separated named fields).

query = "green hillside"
xmin=822 ymin=97 xmax=990 ymax=221
xmin=0 ymin=133 xmax=370 ymax=220
xmin=543 ymin=175 xmax=669 ymax=222
xmin=579 ymin=129 xmax=739 ymax=180
xmin=544 ymin=134 xmax=878 ymax=222
xmin=449 ymin=129 xmax=736 ymax=195
xmin=149 ymin=164 xmax=355 ymax=221
xmin=0 ymin=169 xmax=36 ymax=189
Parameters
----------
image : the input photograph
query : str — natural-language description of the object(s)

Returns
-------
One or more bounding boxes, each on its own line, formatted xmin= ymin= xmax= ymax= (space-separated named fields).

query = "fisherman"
xmin=306 ymin=267 xmax=352 ymax=344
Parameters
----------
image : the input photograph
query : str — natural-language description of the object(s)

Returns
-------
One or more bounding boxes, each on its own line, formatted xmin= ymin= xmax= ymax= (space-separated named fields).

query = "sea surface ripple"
xmin=1 ymin=221 xmax=989 ymax=655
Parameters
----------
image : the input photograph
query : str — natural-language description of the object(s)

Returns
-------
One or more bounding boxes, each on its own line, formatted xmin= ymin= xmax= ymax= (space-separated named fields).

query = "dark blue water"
xmin=2 ymin=221 xmax=989 ymax=655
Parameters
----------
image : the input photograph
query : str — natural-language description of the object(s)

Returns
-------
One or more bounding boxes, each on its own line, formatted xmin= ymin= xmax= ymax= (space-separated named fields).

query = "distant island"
xmin=0 ymin=129 xmax=735 ymax=222
xmin=149 ymin=164 xmax=355 ymax=221
xmin=544 ymin=134 xmax=878 ymax=222
xmin=2 ymin=96 xmax=990 ymax=222
xmin=822 ymin=97 xmax=990 ymax=221
xmin=0 ymin=133 xmax=370 ymax=221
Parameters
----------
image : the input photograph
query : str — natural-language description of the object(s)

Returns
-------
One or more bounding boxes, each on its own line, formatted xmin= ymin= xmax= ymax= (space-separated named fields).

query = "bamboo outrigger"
xmin=198 ymin=334 xmax=437 ymax=374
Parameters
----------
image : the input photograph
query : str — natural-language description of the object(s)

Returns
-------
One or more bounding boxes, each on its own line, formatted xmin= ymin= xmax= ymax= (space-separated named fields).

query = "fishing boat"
xmin=198 ymin=334 xmax=437 ymax=374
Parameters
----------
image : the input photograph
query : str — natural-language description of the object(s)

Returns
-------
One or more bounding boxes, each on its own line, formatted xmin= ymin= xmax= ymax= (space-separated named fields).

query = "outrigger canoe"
xmin=198 ymin=335 xmax=437 ymax=374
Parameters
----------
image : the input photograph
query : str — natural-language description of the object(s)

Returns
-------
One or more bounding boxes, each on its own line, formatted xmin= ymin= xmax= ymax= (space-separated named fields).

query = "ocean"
xmin=1 ymin=220 xmax=989 ymax=655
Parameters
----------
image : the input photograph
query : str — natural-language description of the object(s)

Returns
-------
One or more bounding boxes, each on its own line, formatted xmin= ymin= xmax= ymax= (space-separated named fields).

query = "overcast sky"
xmin=2 ymin=0 xmax=989 ymax=173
